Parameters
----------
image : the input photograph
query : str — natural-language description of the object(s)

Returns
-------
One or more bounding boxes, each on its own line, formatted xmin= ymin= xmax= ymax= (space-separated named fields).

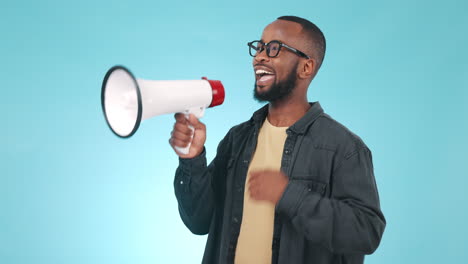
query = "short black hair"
xmin=277 ymin=16 xmax=326 ymax=71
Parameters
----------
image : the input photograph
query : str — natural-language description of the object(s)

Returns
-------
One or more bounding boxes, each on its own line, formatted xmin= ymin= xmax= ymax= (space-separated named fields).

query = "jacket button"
xmin=233 ymin=217 xmax=239 ymax=223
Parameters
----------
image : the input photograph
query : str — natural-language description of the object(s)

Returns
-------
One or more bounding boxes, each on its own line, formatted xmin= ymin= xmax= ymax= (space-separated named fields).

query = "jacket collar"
xmin=250 ymin=101 xmax=324 ymax=134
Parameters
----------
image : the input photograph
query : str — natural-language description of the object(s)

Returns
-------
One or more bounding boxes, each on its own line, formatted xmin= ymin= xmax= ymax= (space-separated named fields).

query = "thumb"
xmin=187 ymin=114 xmax=203 ymax=129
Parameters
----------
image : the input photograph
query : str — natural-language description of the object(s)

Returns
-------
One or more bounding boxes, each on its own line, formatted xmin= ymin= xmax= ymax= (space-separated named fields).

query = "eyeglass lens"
xmin=250 ymin=41 xmax=281 ymax=57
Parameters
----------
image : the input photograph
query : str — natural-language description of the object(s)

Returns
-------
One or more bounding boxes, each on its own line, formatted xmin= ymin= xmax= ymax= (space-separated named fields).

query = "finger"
xmin=249 ymin=171 xmax=259 ymax=180
xmin=174 ymin=113 xmax=185 ymax=120
xmin=171 ymin=130 xmax=193 ymax=143
xmin=248 ymin=176 xmax=262 ymax=193
xmin=170 ymin=137 xmax=191 ymax=148
xmin=249 ymin=186 xmax=262 ymax=201
xmin=248 ymin=175 xmax=257 ymax=185
xmin=173 ymin=122 xmax=194 ymax=136
xmin=249 ymin=171 xmax=263 ymax=183
xmin=174 ymin=113 xmax=188 ymax=123
xmin=249 ymin=184 xmax=256 ymax=198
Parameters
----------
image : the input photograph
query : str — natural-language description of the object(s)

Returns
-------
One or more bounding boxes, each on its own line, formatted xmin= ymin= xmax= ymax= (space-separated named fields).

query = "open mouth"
xmin=255 ymin=68 xmax=275 ymax=87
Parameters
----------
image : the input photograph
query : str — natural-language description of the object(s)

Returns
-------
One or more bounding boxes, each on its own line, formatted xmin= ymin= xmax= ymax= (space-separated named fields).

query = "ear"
xmin=298 ymin=58 xmax=317 ymax=79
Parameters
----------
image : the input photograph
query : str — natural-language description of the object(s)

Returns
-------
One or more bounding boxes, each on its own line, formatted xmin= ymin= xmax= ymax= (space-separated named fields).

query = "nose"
xmin=253 ymin=48 xmax=270 ymax=64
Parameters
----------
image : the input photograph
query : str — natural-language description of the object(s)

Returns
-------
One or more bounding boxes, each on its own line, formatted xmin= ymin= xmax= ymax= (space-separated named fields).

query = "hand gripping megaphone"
xmin=101 ymin=65 xmax=225 ymax=154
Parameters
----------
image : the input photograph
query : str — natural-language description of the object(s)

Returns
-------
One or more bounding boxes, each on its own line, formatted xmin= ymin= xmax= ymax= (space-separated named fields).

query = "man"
xmin=169 ymin=16 xmax=385 ymax=264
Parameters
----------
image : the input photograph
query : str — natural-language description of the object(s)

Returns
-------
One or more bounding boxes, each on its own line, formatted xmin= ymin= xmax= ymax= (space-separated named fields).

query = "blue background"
xmin=1 ymin=0 xmax=467 ymax=263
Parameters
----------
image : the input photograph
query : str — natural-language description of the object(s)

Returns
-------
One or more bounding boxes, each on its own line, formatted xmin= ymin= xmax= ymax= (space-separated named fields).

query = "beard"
xmin=253 ymin=62 xmax=298 ymax=103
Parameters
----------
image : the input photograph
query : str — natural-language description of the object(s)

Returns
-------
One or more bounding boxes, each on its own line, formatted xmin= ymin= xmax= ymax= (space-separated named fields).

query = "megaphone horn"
xmin=101 ymin=65 xmax=225 ymax=154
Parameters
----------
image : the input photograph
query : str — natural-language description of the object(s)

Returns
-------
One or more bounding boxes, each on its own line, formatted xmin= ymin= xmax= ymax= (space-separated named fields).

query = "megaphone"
xmin=101 ymin=65 xmax=225 ymax=154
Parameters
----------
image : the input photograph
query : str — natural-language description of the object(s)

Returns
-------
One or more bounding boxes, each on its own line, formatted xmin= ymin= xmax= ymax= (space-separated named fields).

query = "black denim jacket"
xmin=174 ymin=102 xmax=386 ymax=264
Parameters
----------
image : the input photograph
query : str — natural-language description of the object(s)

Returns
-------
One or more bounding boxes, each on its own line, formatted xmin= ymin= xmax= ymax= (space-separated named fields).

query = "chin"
xmin=256 ymin=84 xmax=270 ymax=93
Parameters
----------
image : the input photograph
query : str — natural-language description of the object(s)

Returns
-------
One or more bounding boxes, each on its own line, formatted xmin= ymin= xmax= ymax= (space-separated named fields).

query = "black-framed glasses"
xmin=247 ymin=40 xmax=310 ymax=59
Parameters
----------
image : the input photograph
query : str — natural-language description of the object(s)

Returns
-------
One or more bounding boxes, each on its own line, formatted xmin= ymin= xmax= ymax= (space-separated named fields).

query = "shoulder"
xmin=310 ymin=113 xmax=369 ymax=157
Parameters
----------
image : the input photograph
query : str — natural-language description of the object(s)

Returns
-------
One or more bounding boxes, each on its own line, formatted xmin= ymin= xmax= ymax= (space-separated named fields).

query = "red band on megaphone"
xmin=202 ymin=77 xmax=225 ymax=107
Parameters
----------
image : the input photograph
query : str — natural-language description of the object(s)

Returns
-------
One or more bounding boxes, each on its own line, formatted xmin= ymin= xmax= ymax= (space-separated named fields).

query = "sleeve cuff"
xmin=178 ymin=147 xmax=207 ymax=176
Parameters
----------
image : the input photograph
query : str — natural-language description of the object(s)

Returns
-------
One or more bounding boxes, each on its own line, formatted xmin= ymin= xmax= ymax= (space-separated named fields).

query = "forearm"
xmin=276 ymin=148 xmax=386 ymax=254
xmin=174 ymin=148 xmax=215 ymax=235
xmin=277 ymin=182 xmax=385 ymax=254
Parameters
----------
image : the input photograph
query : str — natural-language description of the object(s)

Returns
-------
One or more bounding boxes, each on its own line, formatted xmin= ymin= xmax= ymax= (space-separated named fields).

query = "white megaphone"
xmin=101 ymin=65 xmax=225 ymax=154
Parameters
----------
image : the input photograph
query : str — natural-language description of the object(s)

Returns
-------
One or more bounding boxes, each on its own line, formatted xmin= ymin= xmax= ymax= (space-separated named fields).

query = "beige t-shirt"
xmin=234 ymin=118 xmax=288 ymax=264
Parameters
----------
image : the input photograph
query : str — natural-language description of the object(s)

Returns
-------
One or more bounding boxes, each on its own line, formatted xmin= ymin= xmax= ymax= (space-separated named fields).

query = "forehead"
xmin=261 ymin=20 xmax=303 ymax=43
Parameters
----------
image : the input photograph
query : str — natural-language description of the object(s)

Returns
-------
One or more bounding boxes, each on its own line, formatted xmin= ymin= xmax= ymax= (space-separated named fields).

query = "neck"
xmin=267 ymin=96 xmax=310 ymax=127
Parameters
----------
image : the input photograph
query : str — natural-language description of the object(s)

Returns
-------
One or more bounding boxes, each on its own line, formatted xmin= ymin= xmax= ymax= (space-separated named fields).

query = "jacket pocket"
xmin=290 ymin=178 xmax=327 ymax=196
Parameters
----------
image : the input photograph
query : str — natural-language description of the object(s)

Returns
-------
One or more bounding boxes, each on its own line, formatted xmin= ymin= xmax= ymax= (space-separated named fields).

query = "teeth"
xmin=255 ymin=69 xmax=273 ymax=75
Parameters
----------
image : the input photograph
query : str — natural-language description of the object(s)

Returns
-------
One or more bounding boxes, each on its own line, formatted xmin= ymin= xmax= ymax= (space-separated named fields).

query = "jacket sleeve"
xmin=276 ymin=147 xmax=386 ymax=254
xmin=174 ymin=131 xmax=231 ymax=235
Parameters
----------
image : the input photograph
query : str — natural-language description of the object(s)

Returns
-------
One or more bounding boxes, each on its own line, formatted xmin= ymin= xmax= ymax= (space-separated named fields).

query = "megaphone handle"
xmin=173 ymin=113 xmax=194 ymax=155
xmin=174 ymin=107 xmax=205 ymax=155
